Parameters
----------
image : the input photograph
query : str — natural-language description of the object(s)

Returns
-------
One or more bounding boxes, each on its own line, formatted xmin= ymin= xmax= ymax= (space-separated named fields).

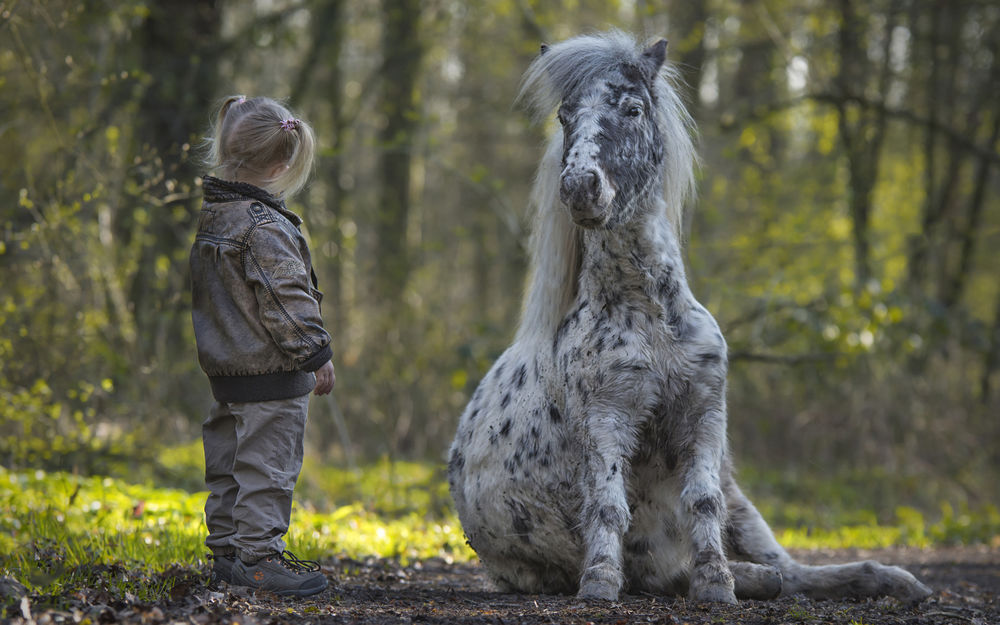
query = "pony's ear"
xmin=640 ymin=39 xmax=668 ymax=80
xmin=540 ymin=43 xmax=550 ymax=56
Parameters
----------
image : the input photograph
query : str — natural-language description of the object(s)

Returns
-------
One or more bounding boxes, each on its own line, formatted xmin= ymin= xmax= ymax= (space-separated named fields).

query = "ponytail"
xmin=202 ymin=96 xmax=315 ymax=199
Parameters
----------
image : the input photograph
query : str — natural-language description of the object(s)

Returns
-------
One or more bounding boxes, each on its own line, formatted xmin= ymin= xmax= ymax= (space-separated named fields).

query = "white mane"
xmin=515 ymin=31 xmax=698 ymax=342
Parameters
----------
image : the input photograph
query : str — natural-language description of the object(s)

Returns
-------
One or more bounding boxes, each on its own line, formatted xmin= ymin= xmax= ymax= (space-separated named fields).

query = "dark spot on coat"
xmin=504 ymin=449 xmax=523 ymax=474
xmin=499 ymin=418 xmax=512 ymax=437
xmin=500 ymin=393 xmax=511 ymax=408
xmin=508 ymin=499 xmax=533 ymax=543
xmin=548 ymin=404 xmax=562 ymax=423
xmin=448 ymin=450 xmax=464 ymax=474
xmin=657 ymin=270 xmax=678 ymax=299
xmin=696 ymin=351 xmax=721 ymax=365
xmin=596 ymin=505 xmax=626 ymax=531
xmin=586 ymin=553 xmax=612 ymax=568
xmin=610 ymin=359 xmax=645 ymax=373
xmin=513 ymin=363 xmax=527 ymax=389
xmin=664 ymin=446 xmax=678 ymax=472
xmin=693 ymin=497 xmax=718 ymax=517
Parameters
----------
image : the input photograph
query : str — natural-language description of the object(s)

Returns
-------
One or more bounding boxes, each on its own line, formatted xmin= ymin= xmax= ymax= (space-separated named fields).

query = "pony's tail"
xmin=515 ymin=133 xmax=582 ymax=343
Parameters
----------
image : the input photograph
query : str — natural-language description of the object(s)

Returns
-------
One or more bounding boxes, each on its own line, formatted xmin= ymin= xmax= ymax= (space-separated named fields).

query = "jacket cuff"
xmin=299 ymin=343 xmax=333 ymax=372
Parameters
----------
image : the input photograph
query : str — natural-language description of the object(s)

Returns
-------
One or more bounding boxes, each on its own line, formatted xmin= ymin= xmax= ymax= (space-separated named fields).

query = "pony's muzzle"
xmin=560 ymin=170 xmax=612 ymax=225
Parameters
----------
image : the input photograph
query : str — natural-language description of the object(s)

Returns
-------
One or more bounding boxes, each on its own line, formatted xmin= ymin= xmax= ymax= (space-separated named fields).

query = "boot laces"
xmin=277 ymin=550 xmax=321 ymax=573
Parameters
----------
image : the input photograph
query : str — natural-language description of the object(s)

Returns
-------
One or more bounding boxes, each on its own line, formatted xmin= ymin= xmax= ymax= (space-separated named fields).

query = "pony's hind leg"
xmin=781 ymin=560 xmax=932 ymax=602
xmin=724 ymin=477 xmax=932 ymax=602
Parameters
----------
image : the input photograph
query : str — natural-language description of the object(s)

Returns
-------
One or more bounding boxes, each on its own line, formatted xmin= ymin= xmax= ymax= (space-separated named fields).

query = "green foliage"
xmin=773 ymin=503 xmax=1000 ymax=551
xmin=298 ymin=456 xmax=454 ymax=518
xmin=742 ymin=467 xmax=1000 ymax=550
xmin=0 ymin=378 xmax=138 ymax=473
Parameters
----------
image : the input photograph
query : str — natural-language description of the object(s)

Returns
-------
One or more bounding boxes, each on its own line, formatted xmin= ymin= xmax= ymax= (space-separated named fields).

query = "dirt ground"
xmin=8 ymin=546 xmax=999 ymax=624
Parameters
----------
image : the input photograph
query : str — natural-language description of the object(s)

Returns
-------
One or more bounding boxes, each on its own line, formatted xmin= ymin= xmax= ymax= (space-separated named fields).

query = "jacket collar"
xmin=202 ymin=176 xmax=303 ymax=227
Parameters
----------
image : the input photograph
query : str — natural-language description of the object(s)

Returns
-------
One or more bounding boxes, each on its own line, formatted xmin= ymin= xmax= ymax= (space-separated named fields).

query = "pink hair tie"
xmin=280 ymin=118 xmax=300 ymax=131
xmin=237 ymin=96 xmax=247 ymax=104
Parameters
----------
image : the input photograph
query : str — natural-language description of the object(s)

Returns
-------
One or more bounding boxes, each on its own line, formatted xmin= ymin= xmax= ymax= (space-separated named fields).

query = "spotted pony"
xmin=447 ymin=31 xmax=932 ymax=604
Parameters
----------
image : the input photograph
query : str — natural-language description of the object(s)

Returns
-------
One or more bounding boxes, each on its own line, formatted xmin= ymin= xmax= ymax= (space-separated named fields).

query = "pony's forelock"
xmin=518 ymin=30 xmax=641 ymax=122
xmin=515 ymin=31 xmax=698 ymax=341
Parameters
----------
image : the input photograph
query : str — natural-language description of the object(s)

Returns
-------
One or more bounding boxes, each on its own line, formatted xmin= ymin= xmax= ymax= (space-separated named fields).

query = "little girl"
xmin=190 ymin=95 xmax=335 ymax=597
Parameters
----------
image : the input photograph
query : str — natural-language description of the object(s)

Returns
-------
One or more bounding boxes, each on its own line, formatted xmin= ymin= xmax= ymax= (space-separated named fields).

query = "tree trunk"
xmin=375 ymin=0 xmax=424 ymax=305
xmin=367 ymin=0 xmax=425 ymax=455
xmin=834 ymin=0 xmax=896 ymax=291
xmin=665 ymin=0 xmax=708 ymax=118
xmin=131 ymin=1 xmax=222 ymax=422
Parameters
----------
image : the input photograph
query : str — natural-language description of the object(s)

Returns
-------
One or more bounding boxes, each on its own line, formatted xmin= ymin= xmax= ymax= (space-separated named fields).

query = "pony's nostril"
xmin=560 ymin=171 xmax=601 ymax=203
xmin=559 ymin=177 xmax=574 ymax=200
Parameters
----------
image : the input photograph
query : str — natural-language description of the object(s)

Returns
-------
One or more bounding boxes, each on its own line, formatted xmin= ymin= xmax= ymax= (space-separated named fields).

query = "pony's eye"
xmin=626 ymin=104 xmax=643 ymax=118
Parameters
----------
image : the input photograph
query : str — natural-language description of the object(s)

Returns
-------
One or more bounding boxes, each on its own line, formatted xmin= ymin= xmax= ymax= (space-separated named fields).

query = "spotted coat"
xmin=448 ymin=31 xmax=931 ymax=605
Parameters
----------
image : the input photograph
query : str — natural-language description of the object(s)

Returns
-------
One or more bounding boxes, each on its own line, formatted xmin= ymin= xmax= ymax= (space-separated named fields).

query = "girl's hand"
xmin=314 ymin=360 xmax=335 ymax=395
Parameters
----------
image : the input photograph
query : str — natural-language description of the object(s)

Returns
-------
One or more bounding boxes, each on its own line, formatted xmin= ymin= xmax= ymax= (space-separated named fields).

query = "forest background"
xmin=2 ymin=0 xmax=1000 ymax=570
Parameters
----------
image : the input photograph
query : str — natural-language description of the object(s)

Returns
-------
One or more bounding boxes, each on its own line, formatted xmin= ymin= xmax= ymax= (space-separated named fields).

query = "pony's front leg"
xmin=576 ymin=416 xmax=633 ymax=601
xmin=678 ymin=405 xmax=737 ymax=604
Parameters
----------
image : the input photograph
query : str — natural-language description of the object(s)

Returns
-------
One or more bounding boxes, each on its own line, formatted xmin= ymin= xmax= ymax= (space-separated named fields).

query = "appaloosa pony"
xmin=447 ymin=31 xmax=931 ymax=604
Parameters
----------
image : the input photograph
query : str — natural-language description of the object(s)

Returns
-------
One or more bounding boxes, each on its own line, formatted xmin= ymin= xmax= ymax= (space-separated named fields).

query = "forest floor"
xmin=7 ymin=546 xmax=998 ymax=625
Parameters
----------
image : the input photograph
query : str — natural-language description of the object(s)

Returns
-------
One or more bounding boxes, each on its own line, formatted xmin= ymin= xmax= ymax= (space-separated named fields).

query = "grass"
xmin=0 ymin=463 xmax=473 ymax=606
xmin=1 ymin=449 xmax=998 ymax=607
xmin=739 ymin=465 xmax=1000 ymax=549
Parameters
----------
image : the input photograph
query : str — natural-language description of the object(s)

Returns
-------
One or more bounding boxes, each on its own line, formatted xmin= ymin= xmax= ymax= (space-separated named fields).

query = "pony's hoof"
xmin=731 ymin=561 xmax=782 ymax=600
xmin=690 ymin=582 xmax=738 ymax=604
xmin=889 ymin=567 xmax=933 ymax=604
xmin=578 ymin=574 xmax=620 ymax=601
xmin=690 ymin=559 xmax=737 ymax=604
xmin=577 ymin=582 xmax=618 ymax=601
xmin=905 ymin=580 xmax=933 ymax=604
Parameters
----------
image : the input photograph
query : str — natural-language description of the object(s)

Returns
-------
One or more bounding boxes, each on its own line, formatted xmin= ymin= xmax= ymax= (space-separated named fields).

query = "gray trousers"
xmin=202 ymin=394 xmax=309 ymax=560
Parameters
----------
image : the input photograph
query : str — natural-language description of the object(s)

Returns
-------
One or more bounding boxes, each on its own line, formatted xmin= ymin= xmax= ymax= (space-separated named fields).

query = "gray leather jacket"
xmin=190 ymin=176 xmax=332 ymax=402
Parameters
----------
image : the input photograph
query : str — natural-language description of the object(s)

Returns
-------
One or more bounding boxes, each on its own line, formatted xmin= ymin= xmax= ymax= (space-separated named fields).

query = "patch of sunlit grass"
xmin=0 ymin=465 xmax=474 ymax=601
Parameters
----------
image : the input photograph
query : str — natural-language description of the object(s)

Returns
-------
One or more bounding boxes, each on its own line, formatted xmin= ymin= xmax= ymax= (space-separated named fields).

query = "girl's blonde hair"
xmin=204 ymin=95 xmax=315 ymax=198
